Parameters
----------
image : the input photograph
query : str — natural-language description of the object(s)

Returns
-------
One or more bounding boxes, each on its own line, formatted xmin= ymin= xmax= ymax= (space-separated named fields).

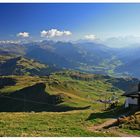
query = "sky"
xmin=1 ymin=3 xmax=140 ymax=43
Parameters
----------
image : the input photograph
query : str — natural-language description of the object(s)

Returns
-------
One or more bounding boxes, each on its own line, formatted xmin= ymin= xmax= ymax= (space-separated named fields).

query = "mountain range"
xmin=0 ymin=40 xmax=140 ymax=78
xmin=0 ymin=39 xmax=139 ymax=113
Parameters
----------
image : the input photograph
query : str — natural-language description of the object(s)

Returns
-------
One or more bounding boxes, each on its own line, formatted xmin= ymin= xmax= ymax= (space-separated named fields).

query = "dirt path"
xmin=89 ymin=118 xmax=117 ymax=131
xmin=107 ymin=127 xmax=138 ymax=137
xmin=88 ymin=118 xmax=137 ymax=137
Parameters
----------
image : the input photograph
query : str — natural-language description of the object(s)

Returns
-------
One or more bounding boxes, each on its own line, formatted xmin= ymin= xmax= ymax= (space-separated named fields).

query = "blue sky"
xmin=1 ymin=3 xmax=140 ymax=41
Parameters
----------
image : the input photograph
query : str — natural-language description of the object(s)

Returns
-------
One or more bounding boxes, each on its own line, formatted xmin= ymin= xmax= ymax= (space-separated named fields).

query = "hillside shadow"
xmin=0 ymin=77 xmax=16 ymax=89
xmin=86 ymin=106 xmax=129 ymax=121
xmin=86 ymin=111 xmax=116 ymax=121
xmin=0 ymin=83 xmax=90 ymax=112
xmin=0 ymin=57 xmax=18 ymax=75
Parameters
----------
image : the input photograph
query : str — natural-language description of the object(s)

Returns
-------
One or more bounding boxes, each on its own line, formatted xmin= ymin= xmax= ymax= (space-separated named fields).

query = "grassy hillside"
xmin=0 ymin=110 xmax=118 ymax=137
xmin=0 ymin=55 xmax=59 ymax=76
xmin=0 ymin=70 xmax=139 ymax=136
xmin=0 ymin=70 xmax=138 ymax=111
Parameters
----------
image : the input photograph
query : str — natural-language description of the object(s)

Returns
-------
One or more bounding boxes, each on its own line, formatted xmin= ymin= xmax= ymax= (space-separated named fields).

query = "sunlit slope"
xmin=0 ymin=70 xmax=138 ymax=111
xmin=0 ymin=55 xmax=58 ymax=76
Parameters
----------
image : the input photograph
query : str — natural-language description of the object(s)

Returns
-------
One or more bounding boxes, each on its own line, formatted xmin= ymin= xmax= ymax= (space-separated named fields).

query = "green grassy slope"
xmin=1 ymin=70 xmax=137 ymax=111
xmin=46 ymin=71 xmax=122 ymax=108
xmin=0 ymin=110 xmax=117 ymax=137
xmin=0 ymin=70 xmax=139 ymax=136
xmin=0 ymin=55 xmax=59 ymax=76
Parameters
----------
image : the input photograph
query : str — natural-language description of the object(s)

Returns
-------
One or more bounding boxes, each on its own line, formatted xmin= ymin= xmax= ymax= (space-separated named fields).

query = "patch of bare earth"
xmin=88 ymin=119 xmax=138 ymax=137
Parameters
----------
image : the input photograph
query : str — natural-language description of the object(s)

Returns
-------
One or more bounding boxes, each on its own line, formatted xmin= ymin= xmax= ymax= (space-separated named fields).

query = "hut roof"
xmin=122 ymin=91 xmax=140 ymax=98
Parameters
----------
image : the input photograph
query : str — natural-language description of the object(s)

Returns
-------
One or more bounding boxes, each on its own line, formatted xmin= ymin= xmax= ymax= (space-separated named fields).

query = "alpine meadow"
xmin=0 ymin=3 xmax=140 ymax=137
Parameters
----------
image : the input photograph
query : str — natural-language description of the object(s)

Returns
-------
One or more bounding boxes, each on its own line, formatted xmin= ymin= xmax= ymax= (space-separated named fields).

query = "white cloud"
xmin=17 ymin=32 xmax=29 ymax=38
xmin=0 ymin=40 xmax=20 ymax=44
xmin=85 ymin=34 xmax=97 ymax=40
xmin=41 ymin=29 xmax=72 ymax=38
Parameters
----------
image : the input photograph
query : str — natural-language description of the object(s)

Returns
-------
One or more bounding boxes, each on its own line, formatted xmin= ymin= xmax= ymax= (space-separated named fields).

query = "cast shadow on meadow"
xmin=0 ymin=82 xmax=90 ymax=112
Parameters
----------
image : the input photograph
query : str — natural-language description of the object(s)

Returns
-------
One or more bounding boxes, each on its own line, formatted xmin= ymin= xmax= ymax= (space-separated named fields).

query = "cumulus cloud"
xmin=17 ymin=32 xmax=30 ymax=38
xmin=41 ymin=29 xmax=72 ymax=38
xmin=85 ymin=34 xmax=97 ymax=40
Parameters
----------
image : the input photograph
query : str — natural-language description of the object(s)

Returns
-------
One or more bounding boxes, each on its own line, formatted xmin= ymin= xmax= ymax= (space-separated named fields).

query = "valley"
xmin=0 ymin=41 xmax=140 ymax=136
xmin=1 ymin=40 xmax=139 ymax=78
xmin=1 ymin=3 xmax=140 ymax=137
